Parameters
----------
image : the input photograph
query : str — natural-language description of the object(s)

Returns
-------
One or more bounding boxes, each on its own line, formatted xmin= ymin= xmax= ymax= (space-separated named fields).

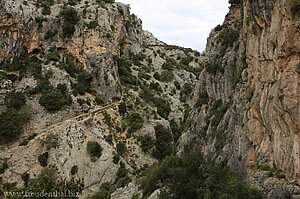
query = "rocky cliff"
xmin=182 ymin=0 xmax=300 ymax=198
xmin=0 ymin=0 xmax=299 ymax=198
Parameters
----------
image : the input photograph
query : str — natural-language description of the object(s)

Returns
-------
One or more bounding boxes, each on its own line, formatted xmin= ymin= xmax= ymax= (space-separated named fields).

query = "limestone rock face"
xmin=180 ymin=0 xmax=300 ymax=197
xmin=0 ymin=0 xmax=299 ymax=198
xmin=0 ymin=0 xmax=201 ymax=197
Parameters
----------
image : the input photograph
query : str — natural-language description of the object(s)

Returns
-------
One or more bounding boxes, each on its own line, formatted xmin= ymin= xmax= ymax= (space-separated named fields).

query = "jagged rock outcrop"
xmin=0 ymin=0 xmax=201 ymax=198
xmin=0 ymin=0 xmax=299 ymax=198
xmin=181 ymin=0 xmax=300 ymax=198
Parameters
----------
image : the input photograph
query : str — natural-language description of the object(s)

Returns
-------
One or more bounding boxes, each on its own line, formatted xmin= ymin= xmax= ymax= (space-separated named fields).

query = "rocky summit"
xmin=0 ymin=0 xmax=299 ymax=198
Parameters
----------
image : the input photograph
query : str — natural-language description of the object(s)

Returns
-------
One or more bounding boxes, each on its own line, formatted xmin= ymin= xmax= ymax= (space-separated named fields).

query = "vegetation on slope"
xmin=141 ymin=152 xmax=264 ymax=199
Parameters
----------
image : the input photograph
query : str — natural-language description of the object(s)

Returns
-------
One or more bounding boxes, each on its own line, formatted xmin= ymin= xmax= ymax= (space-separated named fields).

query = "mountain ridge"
xmin=0 ymin=0 xmax=299 ymax=198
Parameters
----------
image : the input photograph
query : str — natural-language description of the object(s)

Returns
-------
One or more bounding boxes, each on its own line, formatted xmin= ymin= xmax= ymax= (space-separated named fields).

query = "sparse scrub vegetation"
xmin=87 ymin=20 xmax=99 ymax=29
xmin=38 ymin=152 xmax=49 ymax=167
xmin=4 ymin=90 xmax=26 ymax=110
xmin=219 ymin=27 xmax=239 ymax=49
xmin=152 ymin=124 xmax=173 ymax=160
xmin=116 ymin=141 xmax=127 ymax=156
xmin=0 ymin=162 xmax=8 ymax=174
xmin=118 ymin=102 xmax=127 ymax=114
xmin=116 ymin=57 xmax=138 ymax=85
xmin=6 ymin=168 xmax=82 ymax=198
xmin=102 ymin=111 xmax=112 ymax=126
xmin=195 ymin=91 xmax=209 ymax=107
xmin=87 ymin=141 xmax=103 ymax=159
xmin=60 ymin=7 xmax=80 ymax=38
xmin=138 ymin=134 xmax=155 ymax=153
xmin=41 ymin=133 xmax=59 ymax=150
xmin=180 ymin=83 xmax=194 ymax=102
xmin=39 ymin=84 xmax=72 ymax=112
xmin=44 ymin=29 xmax=58 ymax=40
xmin=0 ymin=108 xmax=31 ymax=142
xmin=141 ymin=152 xmax=263 ymax=199
xmin=126 ymin=113 xmax=144 ymax=134
xmin=180 ymin=55 xmax=193 ymax=66
xmin=229 ymin=0 xmax=242 ymax=5
xmin=160 ymin=70 xmax=174 ymax=82
xmin=19 ymin=133 xmax=37 ymax=146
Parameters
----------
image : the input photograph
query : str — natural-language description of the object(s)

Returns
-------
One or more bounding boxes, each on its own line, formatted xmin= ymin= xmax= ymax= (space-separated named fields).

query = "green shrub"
xmin=77 ymin=98 xmax=86 ymax=105
xmin=72 ymin=83 xmax=86 ymax=95
xmin=41 ymin=133 xmax=59 ymax=150
xmin=140 ymin=86 xmax=154 ymax=102
xmin=42 ymin=5 xmax=51 ymax=15
xmin=0 ymin=108 xmax=31 ymax=142
xmin=116 ymin=58 xmax=138 ymax=85
xmin=139 ymin=134 xmax=155 ymax=152
xmin=61 ymin=63 xmax=93 ymax=95
xmin=95 ymin=96 xmax=105 ymax=105
xmin=39 ymin=87 xmax=72 ymax=111
xmin=162 ymin=58 xmax=176 ymax=71
xmin=149 ymin=82 xmax=162 ymax=92
xmin=0 ymin=162 xmax=8 ymax=174
xmin=116 ymin=141 xmax=127 ymax=156
xmin=60 ymin=7 xmax=80 ymax=38
xmin=153 ymin=72 xmax=160 ymax=80
xmin=38 ymin=152 xmax=49 ymax=167
xmin=195 ymin=91 xmax=209 ymax=107
xmin=160 ymin=70 xmax=174 ymax=82
xmin=96 ymin=0 xmax=115 ymax=3
xmin=105 ymin=134 xmax=113 ymax=144
xmin=87 ymin=20 xmax=98 ymax=29
xmin=71 ymin=165 xmax=78 ymax=175
xmin=180 ymin=83 xmax=193 ymax=102
xmin=132 ymin=193 xmax=140 ymax=199
xmin=210 ymin=100 xmax=228 ymax=128
xmin=152 ymin=124 xmax=173 ymax=160
xmin=219 ymin=27 xmax=239 ymax=48
xmin=46 ymin=50 xmax=60 ymax=62
xmin=113 ymin=153 xmax=120 ymax=164
xmin=37 ymin=0 xmax=54 ymax=7
xmin=116 ymin=166 xmax=128 ymax=178
xmin=141 ymin=153 xmax=263 ymax=199
xmin=4 ymin=91 xmax=26 ymax=110
xmin=87 ymin=141 xmax=103 ymax=158
xmin=169 ymin=119 xmax=183 ymax=142
xmin=62 ymin=22 xmax=76 ymax=38
xmin=206 ymin=61 xmax=222 ymax=75
xmin=131 ymin=53 xmax=146 ymax=66
xmin=35 ymin=16 xmax=46 ymax=29
xmin=139 ymin=72 xmax=151 ymax=80
xmin=60 ymin=62 xmax=78 ymax=78
xmin=180 ymin=56 xmax=193 ymax=66
xmin=229 ymin=0 xmax=242 ymax=5
xmin=19 ymin=133 xmax=37 ymax=146
xmin=102 ymin=111 xmax=112 ymax=126
xmin=153 ymin=97 xmax=171 ymax=119
xmin=118 ymin=102 xmax=127 ymax=114
xmin=127 ymin=113 xmax=144 ymax=134
xmin=44 ymin=29 xmax=58 ymax=40
xmin=21 ymin=172 xmax=30 ymax=185
xmin=174 ymin=81 xmax=181 ymax=90
xmin=68 ymin=0 xmax=79 ymax=5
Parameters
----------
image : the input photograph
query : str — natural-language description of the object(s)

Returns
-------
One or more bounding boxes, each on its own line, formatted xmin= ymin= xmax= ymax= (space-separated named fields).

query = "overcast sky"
xmin=117 ymin=0 xmax=229 ymax=52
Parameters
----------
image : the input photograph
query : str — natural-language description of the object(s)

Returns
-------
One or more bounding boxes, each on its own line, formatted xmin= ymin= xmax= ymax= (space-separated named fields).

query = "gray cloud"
xmin=117 ymin=0 xmax=229 ymax=52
